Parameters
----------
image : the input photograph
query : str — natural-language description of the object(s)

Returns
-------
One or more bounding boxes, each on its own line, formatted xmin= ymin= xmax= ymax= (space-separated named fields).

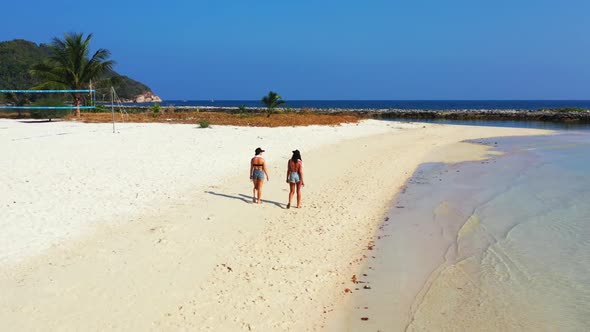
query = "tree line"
xmin=0 ymin=35 xmax=152 ymax=119
xmin=1 ymin=33 xmax=288 ymax=120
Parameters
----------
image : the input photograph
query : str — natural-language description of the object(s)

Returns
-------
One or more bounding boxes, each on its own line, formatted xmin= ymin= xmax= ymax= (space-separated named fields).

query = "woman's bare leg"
xmin=252 ymin=182 xmax=257 ymax=203
xmin=256 ymin=180 xmax=263 ymax=203
xmin=296 ymin=182 xmax=303 ymax=208
xmin=288 ymin=183 xmax=295 ymax=208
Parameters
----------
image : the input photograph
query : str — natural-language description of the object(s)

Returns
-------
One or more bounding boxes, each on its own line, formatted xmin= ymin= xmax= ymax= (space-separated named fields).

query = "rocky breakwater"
xmin=317 ymin=108 xmax=590 ymax=123
xmin=110 ymin=105 xmax=590 ymax=123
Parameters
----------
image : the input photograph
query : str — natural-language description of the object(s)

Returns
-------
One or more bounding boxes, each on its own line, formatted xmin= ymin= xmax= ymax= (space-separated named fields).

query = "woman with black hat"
xmin=250 ymin=147 xmax=269 ymax=204
xmin=286 ymin=149 xmax=304 ymax=208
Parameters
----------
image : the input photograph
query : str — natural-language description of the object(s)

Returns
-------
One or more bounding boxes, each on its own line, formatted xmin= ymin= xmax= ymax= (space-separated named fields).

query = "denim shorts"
xmin=252 ymin=169 xmax=265 ymax=180
xmin=288 ymin=172 xmax=300 ymax=183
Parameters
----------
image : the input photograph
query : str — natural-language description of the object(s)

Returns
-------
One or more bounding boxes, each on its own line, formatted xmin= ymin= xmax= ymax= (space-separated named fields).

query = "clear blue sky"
xmin=2 ymin=0 xmax=589 ymax=100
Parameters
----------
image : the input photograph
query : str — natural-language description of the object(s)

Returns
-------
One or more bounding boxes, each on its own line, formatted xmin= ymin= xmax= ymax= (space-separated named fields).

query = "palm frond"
xmin=30 ymin=32 xmax=114 ymax=92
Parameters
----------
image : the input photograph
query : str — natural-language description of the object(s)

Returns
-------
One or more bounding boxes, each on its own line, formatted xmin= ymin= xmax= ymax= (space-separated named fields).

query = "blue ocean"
xmin=337 ymin=128 xmax=590 ymax=331
xmin=136 ymin=100 xmax=590 ymax=110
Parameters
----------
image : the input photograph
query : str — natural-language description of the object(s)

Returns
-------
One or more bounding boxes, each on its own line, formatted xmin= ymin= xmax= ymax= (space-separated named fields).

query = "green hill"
xmin=0 ymin=39 xmax=156 ymax=101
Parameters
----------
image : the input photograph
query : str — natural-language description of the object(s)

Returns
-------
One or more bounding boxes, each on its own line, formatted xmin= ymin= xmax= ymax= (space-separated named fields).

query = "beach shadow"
xmin=238 ymin=194 xmax=285 ymax=208
xmin=205 ymin=191 xmax=286 ymax=208
xmin=206 ymin=191 xmax=250 ymax=204
xmin=18 ymin=119 xmax=60 ymax=123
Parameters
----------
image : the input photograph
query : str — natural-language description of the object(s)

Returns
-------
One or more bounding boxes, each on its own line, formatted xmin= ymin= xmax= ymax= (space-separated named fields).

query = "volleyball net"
xmin=1 ymin=87 xmax=128 ymax=132
xmin=0 ymin=89 xmax=96 ymax=110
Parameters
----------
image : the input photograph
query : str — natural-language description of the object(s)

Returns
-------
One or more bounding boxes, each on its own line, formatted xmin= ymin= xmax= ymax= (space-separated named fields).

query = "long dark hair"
xmin=291 ymin=150 xmax=302 ymax=163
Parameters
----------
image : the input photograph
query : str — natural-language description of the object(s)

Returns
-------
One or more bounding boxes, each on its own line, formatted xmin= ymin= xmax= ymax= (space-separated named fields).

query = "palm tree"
xmin=30 ymin=32 xmax=115 ymax=117
xmin=261 ymin=91 xmax=285 ymax=117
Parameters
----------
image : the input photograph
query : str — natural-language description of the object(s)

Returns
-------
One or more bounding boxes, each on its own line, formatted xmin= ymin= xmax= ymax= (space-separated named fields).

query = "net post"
xmin=111 ymin=87 xmax=116 ymax=133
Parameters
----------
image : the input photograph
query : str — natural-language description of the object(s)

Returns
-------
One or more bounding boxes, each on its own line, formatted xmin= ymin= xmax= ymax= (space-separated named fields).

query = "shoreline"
xmin=331 ymin=132 xmax=590 ymax=331
xmin=323 ymin=137 xmax=537 ymax=331
xmin=0 ymin=119 xmax=551 ymax=330
xmin=325 ymin=139 xmax=523 ymax=331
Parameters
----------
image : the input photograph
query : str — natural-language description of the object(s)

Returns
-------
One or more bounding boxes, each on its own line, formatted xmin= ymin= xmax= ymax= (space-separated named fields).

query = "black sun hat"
xmin=292 ymin=149 xmax=302 ymax=160
xmin=255 ymin=147 xmax=265 ymax=155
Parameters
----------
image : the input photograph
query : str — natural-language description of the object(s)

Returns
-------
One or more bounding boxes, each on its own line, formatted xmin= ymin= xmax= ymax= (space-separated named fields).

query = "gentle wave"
xmin=341 ymin=132 xmax=590 ymax=331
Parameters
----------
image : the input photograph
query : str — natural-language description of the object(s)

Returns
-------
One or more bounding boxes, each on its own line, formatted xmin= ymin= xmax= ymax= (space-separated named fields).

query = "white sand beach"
xmin=0 ymin=119 xmax=549 ymax=331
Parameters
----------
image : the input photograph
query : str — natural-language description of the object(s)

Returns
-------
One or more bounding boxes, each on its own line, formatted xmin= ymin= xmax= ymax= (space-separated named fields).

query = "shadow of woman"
xmin=205 ymin=191 xmax=286 ymax=209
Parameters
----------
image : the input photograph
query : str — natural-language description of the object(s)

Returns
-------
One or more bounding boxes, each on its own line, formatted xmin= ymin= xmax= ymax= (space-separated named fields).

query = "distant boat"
xmin=210 ymin=99 xmax=214 ymax=103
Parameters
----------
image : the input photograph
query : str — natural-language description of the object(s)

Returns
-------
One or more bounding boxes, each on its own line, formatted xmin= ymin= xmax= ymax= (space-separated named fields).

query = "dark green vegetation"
xmin=1 ymin=91 xmax=29 ymax=118
xmin=96 ymin=71 xmax=151 ymax=102
xmin=0 ymin=39 xmax=50 ymax=90
xmin=199 ymin=119 xmax=210 ymax=128
xmin=150 ymin=102 xmax=161 ymax=113
xmin=0 ymin=38 xmax=155 ymax=106
xmin=149 ymin=102 xmax=161 ymax=117
xmin=29 ymin=97 xmax=69 ymax=121
xmin=261 ymin=91 xmax=285 ymax=117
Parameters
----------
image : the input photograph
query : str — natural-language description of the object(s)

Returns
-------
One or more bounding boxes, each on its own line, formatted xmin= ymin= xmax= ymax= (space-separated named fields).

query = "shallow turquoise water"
xmin=342 ymin=132 xmax=590 ymax=331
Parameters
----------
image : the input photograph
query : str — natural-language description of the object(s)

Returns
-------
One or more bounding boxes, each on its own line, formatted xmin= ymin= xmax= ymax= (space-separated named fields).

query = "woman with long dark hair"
xmin=286 ymin=149 xmax=304 ymax=208
xmin=250 ymin=147 xmax=269 ymax=204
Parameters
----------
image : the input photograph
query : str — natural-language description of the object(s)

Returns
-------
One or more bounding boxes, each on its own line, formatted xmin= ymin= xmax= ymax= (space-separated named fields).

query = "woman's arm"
xmin=286 ymin=160 xmax=290 ymax=183
xmin=263 ymin=161 xmax=269 ymax=181
xmin=249 ymin=159 xmax=254 ymax=180
xmin=299 ymin=161 xmax=304 ymax=186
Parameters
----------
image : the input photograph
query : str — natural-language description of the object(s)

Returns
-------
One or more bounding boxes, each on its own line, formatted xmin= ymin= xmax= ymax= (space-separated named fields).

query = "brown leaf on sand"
xmin=344 ymin=288 xmax=352 ymax=293
xmin=351 ymin=275 xmax=357 ymax=283
xmin=361 ymin=317 xmax=369 ymax=321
